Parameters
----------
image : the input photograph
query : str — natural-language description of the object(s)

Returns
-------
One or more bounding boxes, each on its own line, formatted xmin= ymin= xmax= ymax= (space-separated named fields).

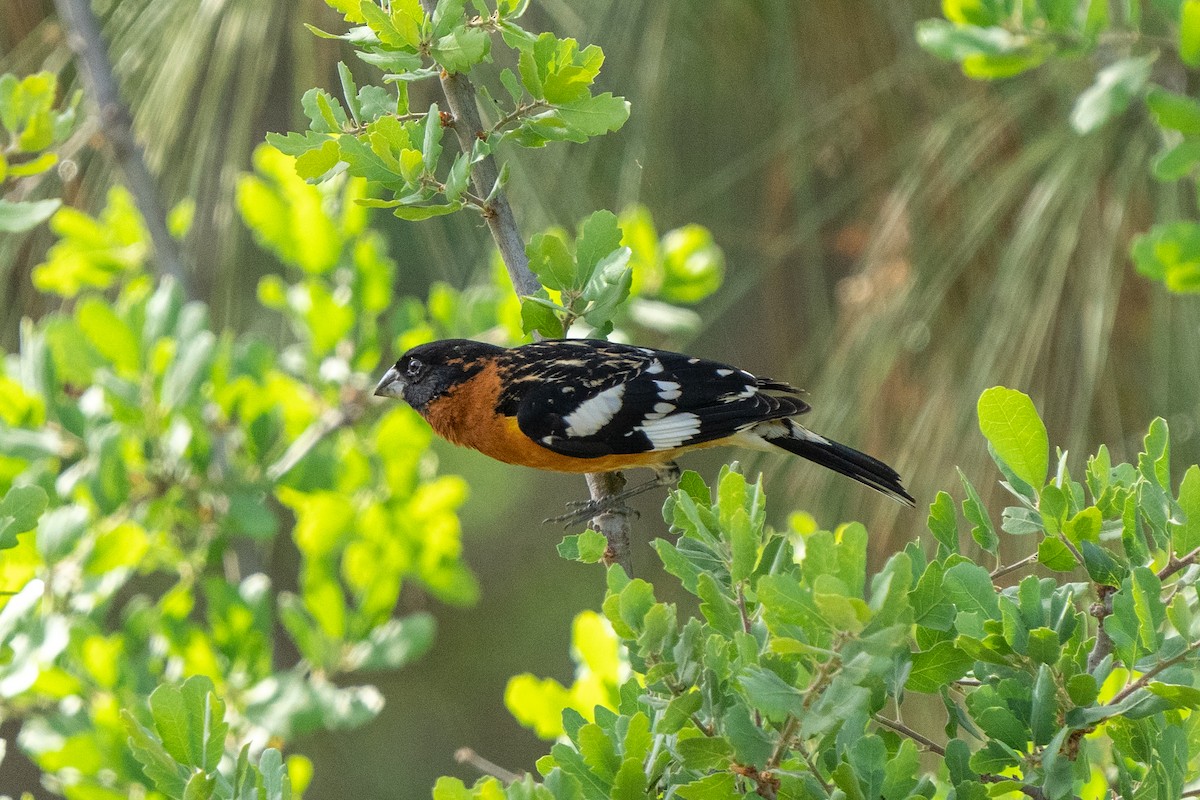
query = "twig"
xmin=1159 ymin=544 xmax=1200 ymax=581
xmin=417 ymin=0 xmax=634 ymax=572
xmin=978 ymin=774 xmax=1048 ymax=800
xmin=489 ymin=99 xmax=550 ymax=135
xmin=266 ymin=406 xmax=350 ymax=483
xmin=1086 ymin=585 xmax=1115 ymax=673
xmin=991 ymin=553 xmax=1038 ymax=580
xmin=454 ymin=747 xmax=523 ymax=783
xmin=1105 ymin=638 xmax=1200 ymax=708
xmin=765 ymin=715 xmax=799 ymax=771
xmin=52 ymin=0 xmax=191 ymax=297
xmin=871 ymin=714 xmax=946 ymax=756
xmin=791 ymin=739 xmax=831 ymax=793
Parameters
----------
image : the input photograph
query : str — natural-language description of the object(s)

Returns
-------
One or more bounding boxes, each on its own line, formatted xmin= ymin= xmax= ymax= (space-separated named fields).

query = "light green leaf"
xmin=1070 ymin=54 xmax=1156 ymax=134
xmin=738 ymin=666 xmax=804 ymax=723
xmin=977 ymin=387 xmax=1048 ymax=490
xmin=1181 ymin=0 xmax=1200 ymax=67
xmin=0 ymin=484 xmax=48 ymax=550
xmin=0 ymin=198 xmax=61 ymax=232
xmin=1173 ymin=465 xmax=1200 ymax=557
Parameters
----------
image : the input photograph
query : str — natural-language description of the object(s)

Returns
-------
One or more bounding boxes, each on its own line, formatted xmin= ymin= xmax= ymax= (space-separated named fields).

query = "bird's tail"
xmin=765 ymin=420 xmax=916 ymax=507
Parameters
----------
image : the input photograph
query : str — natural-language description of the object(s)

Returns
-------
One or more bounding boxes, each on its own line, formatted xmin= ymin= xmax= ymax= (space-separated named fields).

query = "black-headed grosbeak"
xmin=373 ymin=338 xmax=915 ymax=511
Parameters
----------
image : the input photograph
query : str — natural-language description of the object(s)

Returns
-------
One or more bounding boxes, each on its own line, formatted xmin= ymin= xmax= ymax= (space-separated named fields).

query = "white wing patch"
xmin=638 ymin=411 xmax=702 ymax=450
xmin=645 ymin=359 xmax=664 ymax=375
xmin=654 ymin=380 xmax=682 ymax=399
xmin=563 ymin=384 xmax=626 ymax=437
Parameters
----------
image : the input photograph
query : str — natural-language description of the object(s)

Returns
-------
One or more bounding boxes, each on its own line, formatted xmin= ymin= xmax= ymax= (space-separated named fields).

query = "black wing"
xmin=501 ymin=340 xmax=808 ymax=458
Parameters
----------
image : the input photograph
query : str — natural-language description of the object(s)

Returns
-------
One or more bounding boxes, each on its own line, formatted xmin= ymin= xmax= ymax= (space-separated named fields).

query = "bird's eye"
xmin=406 ymin=358 xmax=424 ymax=378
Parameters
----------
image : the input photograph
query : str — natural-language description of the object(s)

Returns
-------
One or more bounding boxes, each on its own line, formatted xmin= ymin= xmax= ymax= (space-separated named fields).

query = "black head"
xmin=373 ymin=339 xmax=504 ymax=412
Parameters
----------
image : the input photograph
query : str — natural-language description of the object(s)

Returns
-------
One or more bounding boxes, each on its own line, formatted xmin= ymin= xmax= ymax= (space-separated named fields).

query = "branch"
xmin=52 ymin=0 xmax=191 ymax=297
xmin=454 ymin=747 xmax=523 ymax=783
xmin=417 ymin=0 xmax=635 ymax=573
xmin=1086 ymin=585 xmax=1114 ymax=673
xmin=1106 ymin=638 xmax=1200 ymax=708
xmin=872 ymin=715 xmax=946 ymax=756
xmin=1159 ymin=544 xmax=1200 ymax=581
xmin=991 ymin=553 xmax=1038 ymax=580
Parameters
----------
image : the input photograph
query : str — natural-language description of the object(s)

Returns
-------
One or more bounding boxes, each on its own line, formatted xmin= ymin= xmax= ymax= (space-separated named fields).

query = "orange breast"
xmin=421 ymin=363 xmax=679 ymax=474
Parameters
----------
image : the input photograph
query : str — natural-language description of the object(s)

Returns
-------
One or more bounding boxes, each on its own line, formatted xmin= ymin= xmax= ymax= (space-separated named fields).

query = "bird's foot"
xmin=544 ymin=497 xmax=640 ymax=527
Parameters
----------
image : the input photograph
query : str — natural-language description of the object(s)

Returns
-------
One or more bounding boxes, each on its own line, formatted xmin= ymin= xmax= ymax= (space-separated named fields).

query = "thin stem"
xmin=991 ymin=553 xmax=1038 ymax=580
xmin=52 ymin=0 xmax=191 ymax=298
xmin=1086 ymin=585 xmax=1115 ymax=673
xmin=1106 ymin=638 xmax=1200 ymax=708
xmin=489 ymin=99 xmax=550 ymax=135
xmin=454 ymin=748 xmax=523 ymax=783
xmin=792 ymin=739 xmax=831 ymax=794
xmin=871 ymin=715 xmax=946 ymax=756
xmin=766 ymin=715 xmax=799 ymax=771
xmin=417 ymin=0 xmax=634 ymax=572
xmin=1159 ymin=544 xmax=1200 ymax=581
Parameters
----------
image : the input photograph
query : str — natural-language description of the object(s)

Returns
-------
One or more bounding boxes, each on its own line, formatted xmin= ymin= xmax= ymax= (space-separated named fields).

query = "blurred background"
xmin=3 ymin=0 xmax=1199 ymax=795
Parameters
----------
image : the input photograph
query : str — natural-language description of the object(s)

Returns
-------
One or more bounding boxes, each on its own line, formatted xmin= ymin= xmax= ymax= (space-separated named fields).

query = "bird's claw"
xmin=544 ymin=499 xmax=639 ymax=528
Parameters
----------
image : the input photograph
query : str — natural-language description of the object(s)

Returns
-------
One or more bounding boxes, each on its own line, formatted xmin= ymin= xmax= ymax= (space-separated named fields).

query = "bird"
xmin=373 ymin=338 xmax=915 ymax=519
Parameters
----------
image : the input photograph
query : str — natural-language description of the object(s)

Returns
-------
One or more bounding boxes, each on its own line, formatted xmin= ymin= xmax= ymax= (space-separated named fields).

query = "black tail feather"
xmin=767 ymin=422 xmax=916 ymax=507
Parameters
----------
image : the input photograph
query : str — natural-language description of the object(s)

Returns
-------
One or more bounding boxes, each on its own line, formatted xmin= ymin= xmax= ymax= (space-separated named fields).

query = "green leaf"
xmin=341 ymin=612 xmax=435 ymax=671
xmin=738 ymin=666 xmax=804 ymax=723
xmin=977 ymin=387 xmax=1048 ymax=490
xmin=1181 ymin=0 xmax=1200 ymax=67
xmin=942 ymin=562 xmax=1000 ymax=620
xmin=907 ymin=640 xmax=973 ymax=693
xmin=1173 ymin=465 xmax=1200 ymax=557
xmin=658 ymin=691 xmax=702 ymax=734
xmin=1129 ymin=567 xmax=1165 ymax=652
xmin=392 ymin=202 xmax=462 ymax=220
xmin=0 ymin=484 xmax=48 ymax=550
xmin=1146 ymin=87 xmax=1200 ymax=134
xmin=1080 ymin=541 xmax=1125 ymax=587
xmin=431 ymin=27 xmax=491 ymax=74
xmin=576 ymin=722 xmax=619 ymax=781
xmin=675 ymin=734 xmax=734 ymax=771
xmin=1030 ymin=665 xmax=1057 ymax=747
xmin=557 ymin=530 xmax=608 ymax=564
xmin=0 ymin=197 xmax=61 ymax=232
xmin=914 ymin=20 xmax=1045 ymax=78
xmin=36 ymin=504 xmax=88 ymax=563
xmin=1070 ymin=54 xmax=1156 ymax=134
xmin=1037 ymin=537 xmax=1078 ymax=572
xmin=928 ymin=491 xmax=959 ymax=553
xmin=675 ymin=772 xmax=738 ymax=800
xmin=1153 ymin=137 xmax=1200 ymax=181
xmin=520 ymin=295 xmax=566 ymax=338
xmin=575 ymin=210 xmax=622 ymax=286
xmin=1131 ymin=221 xmax=1200 ymax=293
xmin=958 ymin=469 xmax=998 ymax=554
xmin=1146 ymin=681 xmax=1200 ymax=708
xmin=557 ymin=93 xmax=630 ymax=138
xmin=1026 ymin=627 xmax=1061 ymax=665
xmin=527 ymin=232 xmax=576 ymax=291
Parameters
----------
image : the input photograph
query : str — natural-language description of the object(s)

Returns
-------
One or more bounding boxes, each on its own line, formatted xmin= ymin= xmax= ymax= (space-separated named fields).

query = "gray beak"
xmin=373 ymin=366 xmax=406 ymax=399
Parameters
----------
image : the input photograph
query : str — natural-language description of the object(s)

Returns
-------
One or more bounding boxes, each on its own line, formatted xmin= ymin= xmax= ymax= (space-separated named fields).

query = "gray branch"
xmin=418 ymin=0 xmax=634 ymax=574
xmin=53 ymin=0 xmax=191 ymax=297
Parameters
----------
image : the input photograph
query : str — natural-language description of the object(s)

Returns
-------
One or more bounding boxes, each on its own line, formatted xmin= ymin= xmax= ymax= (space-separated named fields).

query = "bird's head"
xmin=374 ymin=339 xmax=503 ymax=413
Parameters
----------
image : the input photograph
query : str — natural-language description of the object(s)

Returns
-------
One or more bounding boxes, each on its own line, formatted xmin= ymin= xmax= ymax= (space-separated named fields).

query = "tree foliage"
xmin=2 ymin=1 xmax=1200 ymax=798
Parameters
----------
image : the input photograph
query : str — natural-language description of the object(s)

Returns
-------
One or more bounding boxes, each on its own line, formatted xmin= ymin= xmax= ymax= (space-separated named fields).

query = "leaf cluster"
xmin=474 ymin=389 xmax=1200 ymax=800
xmin=268 ymin=0 xmax=629 ymax=222
xmin=0 ymin=71 xmax=79 ymax=233
xmin=917 ymin=0 xmax=1200 ymax=294
xmin=0 ymin=146 xmax=480 ymax=797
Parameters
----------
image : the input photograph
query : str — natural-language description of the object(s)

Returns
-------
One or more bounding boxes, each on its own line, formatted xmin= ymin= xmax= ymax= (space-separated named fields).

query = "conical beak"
xmin=373 ymin=366 xmax=405 ymax=398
